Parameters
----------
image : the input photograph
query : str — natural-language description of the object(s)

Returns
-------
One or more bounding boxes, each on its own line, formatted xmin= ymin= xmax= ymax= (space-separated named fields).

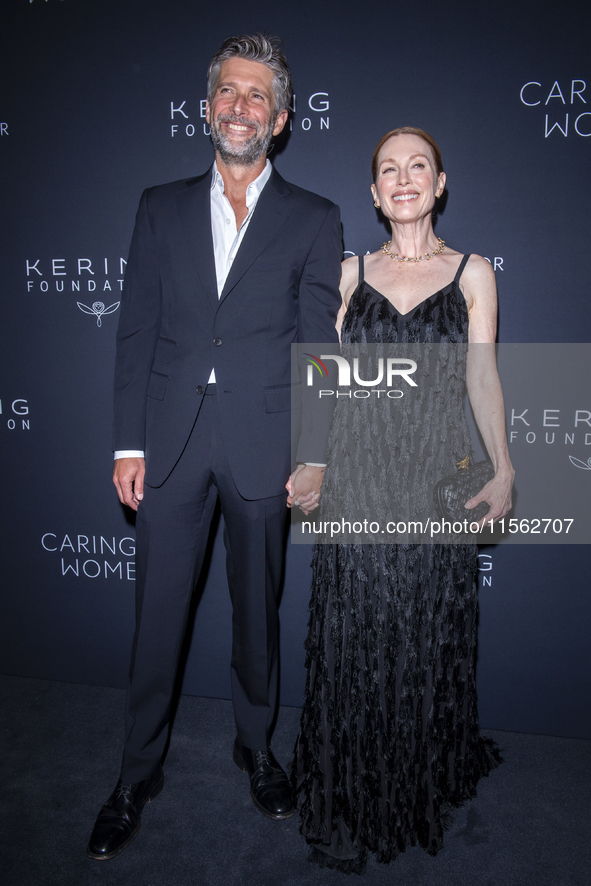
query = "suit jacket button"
xmin=196 ymin=385 xmax=204 ymax=394
xmin=213 ymin=337 xmax=222 ymax=347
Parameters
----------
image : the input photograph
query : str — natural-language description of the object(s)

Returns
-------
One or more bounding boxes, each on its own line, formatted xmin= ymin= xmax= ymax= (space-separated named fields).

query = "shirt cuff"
xmin=303 ymin=463 xmax=326 ymax=468
xmin=114 ymin=450 xmax=145 ymax=460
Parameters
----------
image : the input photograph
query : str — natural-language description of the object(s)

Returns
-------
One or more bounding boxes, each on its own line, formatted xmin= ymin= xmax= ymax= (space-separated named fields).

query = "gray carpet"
xmin=1 ymin=675 xmax=589 ymax=886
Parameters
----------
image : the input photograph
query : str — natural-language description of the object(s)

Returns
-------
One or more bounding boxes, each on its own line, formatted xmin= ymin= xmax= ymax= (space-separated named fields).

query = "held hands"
xmin=113 ymin=457 xmax=145 ymax=512
xmin=465 ymin=466 xmax=515 ymax=527
xmin=286 ymin=464 xmax=325 ymax=515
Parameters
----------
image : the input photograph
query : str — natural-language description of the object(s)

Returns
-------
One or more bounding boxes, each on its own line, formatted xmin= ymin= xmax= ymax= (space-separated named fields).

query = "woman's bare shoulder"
xmin=340 ymin=254 xmax=361 ymax=301
xmin=341 ymin=254 xmax=360 ymax=281
xmin=462 ymin=253 xmax=496 ymax=287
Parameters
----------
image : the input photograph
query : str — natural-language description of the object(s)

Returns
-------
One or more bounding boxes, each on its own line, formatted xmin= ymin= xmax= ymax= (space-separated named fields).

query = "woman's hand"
xmin=286 ymin=465 xmax=325 ymax=514
xmin=465 ymin=466 xmax=515 ymax=527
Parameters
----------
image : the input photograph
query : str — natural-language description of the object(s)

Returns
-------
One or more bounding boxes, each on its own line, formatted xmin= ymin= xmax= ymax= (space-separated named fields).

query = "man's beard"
xmin=210 ymin=113 xmax=275 ymax=167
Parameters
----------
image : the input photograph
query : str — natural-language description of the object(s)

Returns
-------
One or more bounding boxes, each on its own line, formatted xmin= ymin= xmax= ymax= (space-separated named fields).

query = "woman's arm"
xmin=462 ymin=255 xmax=514 ymax=523
xmin=335 ymin=255 xmax=359 ymax=340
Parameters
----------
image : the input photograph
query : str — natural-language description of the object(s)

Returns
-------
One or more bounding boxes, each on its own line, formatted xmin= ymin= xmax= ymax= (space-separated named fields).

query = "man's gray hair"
xmin=207 ymin=33 xmax=292 ymax=115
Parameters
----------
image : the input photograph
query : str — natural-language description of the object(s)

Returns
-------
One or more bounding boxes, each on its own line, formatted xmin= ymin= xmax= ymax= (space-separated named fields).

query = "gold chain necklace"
xmin=381 ymin=237 xmax=445 ymax=263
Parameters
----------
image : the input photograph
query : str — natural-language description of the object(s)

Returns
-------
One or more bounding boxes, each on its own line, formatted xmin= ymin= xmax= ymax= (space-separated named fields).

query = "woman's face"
xmin=371 ymin=133 xmax=445 ymax=224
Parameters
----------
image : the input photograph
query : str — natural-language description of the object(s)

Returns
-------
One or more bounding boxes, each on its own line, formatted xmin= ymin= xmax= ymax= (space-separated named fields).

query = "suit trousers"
xmin=120 ymin=388 xmax=288 ymax=783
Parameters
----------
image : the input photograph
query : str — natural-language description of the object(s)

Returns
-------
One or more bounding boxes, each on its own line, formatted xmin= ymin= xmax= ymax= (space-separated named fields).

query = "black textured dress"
xmin=292 ymin=255 xmax=500 ymax=872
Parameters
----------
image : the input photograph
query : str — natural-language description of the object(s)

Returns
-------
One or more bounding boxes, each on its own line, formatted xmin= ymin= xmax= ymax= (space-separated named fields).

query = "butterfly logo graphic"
xmin=77 ymin=301 xmax=120 ymax=327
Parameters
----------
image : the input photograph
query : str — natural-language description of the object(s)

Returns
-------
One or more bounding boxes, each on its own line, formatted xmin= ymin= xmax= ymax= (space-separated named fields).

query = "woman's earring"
xmin=374 ymin=201 xmax=380 ymax=208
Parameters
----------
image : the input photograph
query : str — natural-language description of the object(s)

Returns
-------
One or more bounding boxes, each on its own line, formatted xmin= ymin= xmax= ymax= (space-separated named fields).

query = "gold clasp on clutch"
xmin=456 ymin=455 xmax=471 ymax=470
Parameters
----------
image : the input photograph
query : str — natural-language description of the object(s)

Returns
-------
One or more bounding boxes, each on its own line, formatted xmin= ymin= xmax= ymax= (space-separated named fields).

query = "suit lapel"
xmin=219 ymin=168 xmax=293 ymax=304
xmin=175 ymin=170 xmax=219 ymax=312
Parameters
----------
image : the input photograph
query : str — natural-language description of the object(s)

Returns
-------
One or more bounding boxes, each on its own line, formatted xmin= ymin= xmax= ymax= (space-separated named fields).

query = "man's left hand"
xmin=286 ymin=465 xmax=325 ymax=514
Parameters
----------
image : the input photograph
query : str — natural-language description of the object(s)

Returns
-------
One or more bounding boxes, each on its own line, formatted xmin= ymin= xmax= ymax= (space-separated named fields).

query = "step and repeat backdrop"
xmin=1 ymin=0 xmax=590 ymax=739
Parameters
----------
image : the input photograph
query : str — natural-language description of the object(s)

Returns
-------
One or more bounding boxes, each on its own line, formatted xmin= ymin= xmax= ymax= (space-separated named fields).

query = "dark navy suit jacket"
xmin=112 ymin=166 xmax=342 ymax=499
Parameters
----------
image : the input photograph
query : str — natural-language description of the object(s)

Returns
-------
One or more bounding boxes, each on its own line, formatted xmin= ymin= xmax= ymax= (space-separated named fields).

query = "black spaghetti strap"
xmin=358 ymin=254 xmax=365 ymax=284
xmin=454 ymin=253 xmax=471 ymax=284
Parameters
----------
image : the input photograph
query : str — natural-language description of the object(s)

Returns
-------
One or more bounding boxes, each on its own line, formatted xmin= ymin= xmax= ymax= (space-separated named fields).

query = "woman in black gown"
xmin=291 ymin=127 xmax=514 ymax=872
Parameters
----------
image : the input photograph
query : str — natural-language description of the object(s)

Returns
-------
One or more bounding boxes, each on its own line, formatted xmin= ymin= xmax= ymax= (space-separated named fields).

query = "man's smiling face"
xmin=206 ymin=57 xmax=288 ymax=167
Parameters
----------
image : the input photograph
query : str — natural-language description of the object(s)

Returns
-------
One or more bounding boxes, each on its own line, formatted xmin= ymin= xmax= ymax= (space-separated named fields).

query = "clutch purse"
xmin=433 ymin=456 xmax=494 ymax=522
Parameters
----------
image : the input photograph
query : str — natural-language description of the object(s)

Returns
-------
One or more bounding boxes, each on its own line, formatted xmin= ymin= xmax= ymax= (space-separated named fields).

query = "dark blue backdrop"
xmin=1 ymin=0 xmax=589 ymax=739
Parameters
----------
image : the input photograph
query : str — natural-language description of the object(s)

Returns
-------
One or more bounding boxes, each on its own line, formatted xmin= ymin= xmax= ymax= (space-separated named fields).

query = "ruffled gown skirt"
xmin=292 ymin=542 xmax=500 ymax=870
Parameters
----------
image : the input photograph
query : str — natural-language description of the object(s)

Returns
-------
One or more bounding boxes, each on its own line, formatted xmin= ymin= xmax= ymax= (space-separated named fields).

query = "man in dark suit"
xmin=87 ymin=34 xmax=341 ymax=860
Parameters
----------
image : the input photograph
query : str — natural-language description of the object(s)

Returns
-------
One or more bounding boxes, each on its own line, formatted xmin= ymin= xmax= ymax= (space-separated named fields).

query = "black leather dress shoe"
xmin=86 ymin=767 xmax=164 ymax=860
xmin=233 ymin=737 xmax=294 ymax=820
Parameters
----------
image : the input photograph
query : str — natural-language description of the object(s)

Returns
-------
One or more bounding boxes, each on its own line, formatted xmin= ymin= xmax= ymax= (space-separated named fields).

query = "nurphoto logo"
xmin=303 ymin=351 xmax=418 ymax=399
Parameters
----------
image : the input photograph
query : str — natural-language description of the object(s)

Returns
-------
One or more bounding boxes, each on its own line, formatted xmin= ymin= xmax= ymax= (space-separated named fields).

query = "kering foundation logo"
xmin=520 ymin=79 xmax=590 ymax=138
xmin=510 ymin=407 xmax=591 ymax=474
xmin=509 ymin=407 xmax=591 ymax=449
xmin=170 ymin=91 xmax=331 ymax=138
xmin=41 ymin=532 xmax=136 ymax=580
xmin=0 ymin=398 xmax=30 ymax=432
xmin=25 ymin=256 xmax=126 ymax=326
